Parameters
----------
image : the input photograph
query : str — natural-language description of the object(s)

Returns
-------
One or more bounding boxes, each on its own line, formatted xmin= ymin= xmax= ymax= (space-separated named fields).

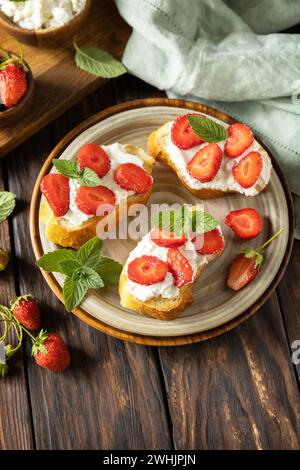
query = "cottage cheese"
xmin=0 ymin=0 xmax=86 ymax=30
xmin=125 ymin=229 xmax=222 ymax=301
xmin=61 ymin=143 xmax=151 ymax=227
xmin=166 ymin=117 xmax=272 ymax=197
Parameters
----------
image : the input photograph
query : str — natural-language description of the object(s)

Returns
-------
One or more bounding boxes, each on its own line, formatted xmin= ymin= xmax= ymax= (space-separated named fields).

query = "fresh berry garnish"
xmin=11 ymin=294 xmax=41 ymax=331
xmin=171 ymin=114 xmax=205 ymax=149
xmin=0 ymin=62 xmax=27 ymax=108
xmin=150 ymin=227 xmax=187 ymax=248
xmin=127 ymin=255 xmax=168 ymax=285
xmin=187 ymin=143 xmax=222 ymax=183
xmin=114 ymin=163 xmax=152 ymax=194
xmin=167 ymin=248 xmax=193 ymax=288
xmin=76 ymin=185 xmax=116 ymax=216
xmin=225 ymin=208 xmax=263 ymax=240
xmin=77 ymin=144 xmax=110 ymax=178
xmin=40 ymin=174 xmax=70 ymax=217
xmin=224 ymin=123 xmax=254 ymax=158
xmin=194 ymin=229 xmax=224 ymax=255
xmin=232 ymin=151 xmax=263 ymax=189
xmin=32 ymin=331 xmax=70 ymax=372
xmin=227 ymin=228 xmax=284 ymax=291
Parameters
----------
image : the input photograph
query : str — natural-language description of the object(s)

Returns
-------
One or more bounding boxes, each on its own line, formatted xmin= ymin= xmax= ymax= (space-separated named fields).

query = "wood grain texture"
xmin=277 ymin=241 xmax=300 ymax=380
xmin=159 ymin=295 xmax=300 ymax=450
xmin=6 ymin=84 xmax=172 ymax=450
xmin=0 ymin=167 xmax=34 ymax=450
xmin=0 ymin=0 xmax=130 ymax=158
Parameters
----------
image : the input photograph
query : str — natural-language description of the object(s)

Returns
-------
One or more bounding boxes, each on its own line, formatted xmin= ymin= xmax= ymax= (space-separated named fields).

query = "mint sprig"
xmin=53 ymin=159 xmax=102 ymax=187
xmin=187 ymin=115 xmax=227 ymax=143
xmin=151 ymin=206 xmax=219 ymax=236
xmin=37 ymin=237 xmax=122 ymax=312
xmin=0 ymin=191 xmax=16 ymax=224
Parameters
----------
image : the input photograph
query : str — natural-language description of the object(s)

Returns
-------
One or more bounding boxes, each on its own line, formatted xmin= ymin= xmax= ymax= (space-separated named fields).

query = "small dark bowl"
xmin=0 ymin=54 xmax=34 ymax=125
xmin=0 ymin=0 xmax=92 ymax=47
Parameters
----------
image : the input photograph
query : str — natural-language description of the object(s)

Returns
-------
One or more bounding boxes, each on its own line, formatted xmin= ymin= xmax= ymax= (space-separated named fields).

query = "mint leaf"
xmin=94 ymin=257 xmax=122 ymax=286
xmin=191 ymin=211 xmax=219 ymax=233
xmin=59 ymin=260 xmax=82 ymax=278
xmin=74 ymin=39 xmax=127 ymax=78
xmin=187 ymin=115 xmax=227 ymax=143
xmin=77 ymin=167 xmax=102 ymax=187
xmin=53 ymin=159 xmax=80 ymax=179
xmin=37 ymin=249 xmax=76 ymax=272
xmin=0 ymin=191 xmax=16 ymax=223
xmin=152 ymin=210 xmax=177 ymax=232
xmin=80 ymin=267 xmax=104 ymax=289
xmin=63 ymin=277 xmax=87 ymax=312
xmin=77 ymin=237 xmax=102 ymax=268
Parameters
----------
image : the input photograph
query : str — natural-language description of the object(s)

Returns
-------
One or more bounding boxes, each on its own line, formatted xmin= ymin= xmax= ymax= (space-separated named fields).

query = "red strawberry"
xmin=114 ymin=163 xmax=152 ymax=194
xmin=12 ymin=294 xmax=41 ymax=331
xmin=127 ymin=255 xmax=168 ymax=285
xmin=194 ymin=229 xmax=224 ymax=255
xmin=187 ymin=143 xmax=222 ymax=183
xmin=0 ymin=62 xmax=27 ymax=108
xmin=227 ymin=228 xmax=284 ymax=291
xmin=32 ymin=331 xmax=70 ymax=372
xmin=171 ymin=114 xmax=204 ymax=149
xmin=227 ymin=254 xmax=259 ymax=291
xmin=225 ymin=208 xmax=263 ymax=240
xmin=150 ymin=227 xmax=187 ymax=248
xmin=77 ymin=144 xmax=110 ymax=178
xmin=232 ymin=151 xmax=263 ymax=189
xmin=40 ymin=173 xmax=70 ymax=217
xmin=224 ymin=123 xmax=254 ymax=158
xmin=76 ymin=185 xmax=116 ymax=216
xmin=167 ymin=248 xmax=193 ymax=288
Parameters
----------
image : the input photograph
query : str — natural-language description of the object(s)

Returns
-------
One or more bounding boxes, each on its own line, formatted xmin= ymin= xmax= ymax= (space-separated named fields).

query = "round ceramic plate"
xmin=30 ymin=99 xmax=294 ymax=346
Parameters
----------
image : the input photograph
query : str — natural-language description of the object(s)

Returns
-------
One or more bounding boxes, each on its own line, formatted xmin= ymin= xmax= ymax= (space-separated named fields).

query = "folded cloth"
xmin=115 ymin=0 xmax=300 ymax=238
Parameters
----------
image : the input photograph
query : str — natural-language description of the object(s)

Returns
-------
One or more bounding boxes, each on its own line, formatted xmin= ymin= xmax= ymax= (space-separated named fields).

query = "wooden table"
xmin=0 ymin=74 xmax=300 ymax=450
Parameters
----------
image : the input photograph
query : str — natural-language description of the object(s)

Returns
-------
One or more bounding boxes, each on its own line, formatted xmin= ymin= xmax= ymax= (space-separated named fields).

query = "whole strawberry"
xmin=32 ymin=330 xmax=70 ymax=372
xmin=12 ymin=294 xmax=41 ymax=331
xmin=0 ymin=62 xmax=27 ymax=108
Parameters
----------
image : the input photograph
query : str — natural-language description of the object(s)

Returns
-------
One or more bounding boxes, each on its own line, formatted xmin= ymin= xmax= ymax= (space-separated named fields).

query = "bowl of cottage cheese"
xmin=0 ymin=0 xmax=92 ymax=47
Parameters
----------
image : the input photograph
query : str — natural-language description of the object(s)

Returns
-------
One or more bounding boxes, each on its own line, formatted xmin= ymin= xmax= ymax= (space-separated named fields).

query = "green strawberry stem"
xmin=257 ymin=228 xmax=285 ymax=253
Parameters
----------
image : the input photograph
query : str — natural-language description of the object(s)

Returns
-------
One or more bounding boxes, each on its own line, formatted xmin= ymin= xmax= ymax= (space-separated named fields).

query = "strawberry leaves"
xmin=37 ymin=237 xmax=122 ymax=312
xmin=187 ymin=115 xmax=227 ymax=143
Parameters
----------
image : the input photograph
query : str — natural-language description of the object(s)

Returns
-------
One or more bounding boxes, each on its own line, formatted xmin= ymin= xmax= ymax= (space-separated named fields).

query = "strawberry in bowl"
xmin=0 ymin=45 xmax=34 ymax=122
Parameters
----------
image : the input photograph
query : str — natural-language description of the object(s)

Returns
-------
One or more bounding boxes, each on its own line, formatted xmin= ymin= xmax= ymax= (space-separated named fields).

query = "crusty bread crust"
xmin=40 ymin=145 xmax=155 ymax=249
xmin=147 ymin=123 xmax=269 ymax=198
xmin=119 ymin=251 xmax=222 ymax=321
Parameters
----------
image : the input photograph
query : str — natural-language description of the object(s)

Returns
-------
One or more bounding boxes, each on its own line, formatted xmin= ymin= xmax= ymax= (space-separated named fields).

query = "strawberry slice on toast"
xmin=187 ymin=143 xmax=222 ymax=183
xmin=171 ymin=114 xmax=205 ymax=149
xmin=77 ymin=144 xmax=111 ymax=178
xmin=40 ymin=174 xmax=70 ymax=217
xmin=127 ymin=255 xmax=168 ymax=286
xmin=232 ymin=151 xmax=263 ymax=189
xmin=225 ymin=123 xmax=254 ymax=158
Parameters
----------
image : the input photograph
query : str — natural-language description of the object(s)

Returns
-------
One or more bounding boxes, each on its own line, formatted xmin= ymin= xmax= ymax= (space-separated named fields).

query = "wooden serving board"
xmin=0 ymin=0 xmax=130 ymax=158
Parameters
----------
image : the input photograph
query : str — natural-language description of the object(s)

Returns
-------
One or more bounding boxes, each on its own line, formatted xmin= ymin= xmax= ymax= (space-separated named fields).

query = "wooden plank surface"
xmin=0 ymin=0 xmax=130 ymax=158
xmin=0 ymin=167 xmax=34 ymax=450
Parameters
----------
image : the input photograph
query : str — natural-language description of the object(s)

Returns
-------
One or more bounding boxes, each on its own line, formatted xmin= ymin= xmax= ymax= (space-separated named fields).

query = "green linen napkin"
xmin=115 ymin=0 xmax=300 ymax=238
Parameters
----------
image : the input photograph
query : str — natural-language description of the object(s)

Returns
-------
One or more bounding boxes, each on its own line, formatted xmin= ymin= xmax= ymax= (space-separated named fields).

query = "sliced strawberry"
xmin=77 ymin=144 xmax=110 ymax=178
xmin=76 ymin=185 xmax=116 ymax=216
xmin=150 ymin=227 xmax=187 ymax=248
xmin=0 ymin=62 xmax=27 ymax=108
xmin=195 ymin=229 xmax=224 ymax=255
xmin=225 ymin=208 xmax=263 ymax=240
xmin=225 ymin=123 xmax=254 ymax=158
xmin=127 ymin=255 xmax=168 ymax=285
xmin=167 ymin=248 xmax=193 ymax=288
xmin=114 ymin=163 xmax=152 ymax=193
xmin=171 ymin=114 xmax=204 ymax=149
xmin=40 ymin=174 xmax=70 ymax=217
xmin=227 ymin=254 xmax=259 ymax=291
xmin=187 ymin=143 xmax=222 ymax=183
xmin=232 ymin=151 xmax=263 ymax=189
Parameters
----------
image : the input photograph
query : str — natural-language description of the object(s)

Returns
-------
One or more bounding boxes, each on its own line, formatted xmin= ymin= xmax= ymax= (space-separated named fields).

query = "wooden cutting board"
xmin=0 ymin=0 xmax=130 ymax=158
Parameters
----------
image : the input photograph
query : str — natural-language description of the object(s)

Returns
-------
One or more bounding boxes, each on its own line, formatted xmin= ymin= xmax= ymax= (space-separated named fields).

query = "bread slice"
xmin=40 ymin=145 xmax=155 ymax=249
xmin=147 ymin=122 xmax=272 ymax=198
xmin=119 ymin=237 xmax=223 ymax=321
